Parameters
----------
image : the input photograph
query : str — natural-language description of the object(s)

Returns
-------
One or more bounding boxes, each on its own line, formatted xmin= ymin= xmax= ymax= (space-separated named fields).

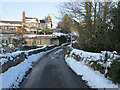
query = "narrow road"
xmin=20 ymin=48 xmax=89 ymax=88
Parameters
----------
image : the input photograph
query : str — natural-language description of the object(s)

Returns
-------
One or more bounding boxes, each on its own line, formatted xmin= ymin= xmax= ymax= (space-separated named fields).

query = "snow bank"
xmin=0 ymin=47 xmax=57 ymax=89
xmin=70 ymin=49 xmax=120 ymax=69
xmin=53 ymin=32 xmax=68 ymax=37
xmin=65 ymin=48 xmax=120 ymax=88
xmin=71 ymin=49 xmax=119 ymax=61
xmin=65 ymin=57 xmax=118 ymax=88
xmin=0 ymin=22 xmax=22 ymax=27
xmin=1 ymin=52 xmax=45 ymax=88
xmin=0 ymin=45 xmax=48 ymax=66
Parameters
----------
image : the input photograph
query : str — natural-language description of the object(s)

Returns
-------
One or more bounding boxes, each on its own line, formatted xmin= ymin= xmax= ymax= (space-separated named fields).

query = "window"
xmin=29 ymin=23 xmax=31 ymax=26
xmin=39 ymin=40 xmax=41 ymax=44
xmin=36 ymin=40 xmax=41 ymax=45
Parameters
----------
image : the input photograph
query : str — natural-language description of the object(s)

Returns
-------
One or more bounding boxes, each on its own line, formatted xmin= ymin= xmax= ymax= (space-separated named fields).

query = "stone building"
xmin=22 ymin=10 xmax=40 ymax=34
xmin=23 ymin=34 xmax=59 ymax=45
xmin=0 ymin=20 xmax=23 ymax=34
xmin=0 ymin=34 xmax=17 ymax=44
xmin=23 ymin=33 xmax=70 ymax=45
xmin=22 ymin=11 xmax=52 ymax=34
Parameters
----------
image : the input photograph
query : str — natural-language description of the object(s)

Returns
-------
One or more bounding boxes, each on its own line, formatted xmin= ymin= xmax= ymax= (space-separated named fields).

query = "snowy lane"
xmin=20 ymin=48 xmax=89 ymax=88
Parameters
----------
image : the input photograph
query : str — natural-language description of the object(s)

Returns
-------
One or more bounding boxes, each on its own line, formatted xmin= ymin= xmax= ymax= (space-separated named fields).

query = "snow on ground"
xmin=0 ymin=47 xmax=57 ymax=89
xmin=53 ymin=32 xmax=68 ymax=36
xmin=65 ymin=48 xmax=119 ymax=88
xmin=0 ymin=22 xmax=22 ymax=27
xmin=1 ymin=52 xmax=45 ymax=88
xmin=71 ymin=49 xmax=119 ymax=61
xmin=65 ymin=56 xmax=118 ymax=88
xmin=24 ymin=34 xmax=57 ymax=38
xmin=0 ymin=45 xmax=48 ymax=65
xmin=70 ymin=49 xmax=120 ymax=68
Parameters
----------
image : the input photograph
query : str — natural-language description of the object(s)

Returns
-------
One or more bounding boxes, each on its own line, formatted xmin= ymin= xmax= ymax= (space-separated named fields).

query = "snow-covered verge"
xmin=0 ymin=47 xmax=57 ymax=89
xmin=53 ymin=32 xmax=68 ymax=37
xmin=0 ymin=45 xmax=54 ymax=73
xmin=0 ymin=43 xmax=46 ymax=55
xmin=1 ymin=52 xmax=44 ymax=89
xmin=65 ymin=57 xmax=118 ymax=88
xmin=0 ymin=45 xmax=47 ymax=65
xmin=65 ymin=47 xmax=120 ymax=88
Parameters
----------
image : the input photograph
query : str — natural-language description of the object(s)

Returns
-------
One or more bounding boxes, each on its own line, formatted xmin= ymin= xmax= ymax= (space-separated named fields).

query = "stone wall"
xmin=0 ymin=45 xmax=56 ymax=74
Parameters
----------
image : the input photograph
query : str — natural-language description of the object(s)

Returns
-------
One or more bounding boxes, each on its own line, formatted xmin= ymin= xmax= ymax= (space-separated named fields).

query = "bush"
xmin=108 ymin=57 xmax=120 ymax=84
xmin=72 ymin=42 xmax=81 ymax=50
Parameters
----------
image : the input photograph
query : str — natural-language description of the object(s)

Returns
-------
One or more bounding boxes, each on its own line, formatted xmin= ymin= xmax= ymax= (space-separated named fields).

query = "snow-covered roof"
xmin=0 ymin=34 xmax=16 ymax=37
xmin=24 ymin=34 xmax=58 ymax=38
xmin=70 ymin=31 xmax=79 ymax=36
xmin=53 ymin=32 xmax=68 ymax=36
xmin=26 ymin=20 xmax=37 ymax=23
xmin=0 ymin=22 xmax=23 ymax=27
xmin=25 ymin=18 xmax=39 ymax=23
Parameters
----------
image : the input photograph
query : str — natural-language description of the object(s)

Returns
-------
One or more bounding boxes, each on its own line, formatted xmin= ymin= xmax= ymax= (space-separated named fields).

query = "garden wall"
xmin=0 ymin=45 xmax=56 ymax=73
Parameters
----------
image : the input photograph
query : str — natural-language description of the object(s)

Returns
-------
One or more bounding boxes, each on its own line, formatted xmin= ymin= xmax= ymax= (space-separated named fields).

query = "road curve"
xmin=20 ymin=48 xmax=89 ymax=88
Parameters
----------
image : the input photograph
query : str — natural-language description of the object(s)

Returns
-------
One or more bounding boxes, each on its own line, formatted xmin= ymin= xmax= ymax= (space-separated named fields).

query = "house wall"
xmin=25 ymin=38 xmax=34 ymax=45
xmin=41 ymin=38 xmax=51 ymax=45
xmin=0 ymin=34 xmax=17 ymax=44
xmin=25 ymin=38 xmax=51 ymax=45
xmin=0 ymin=26 xmax=21 ymax=31
xmin=23 ymin=22 xmax=39 ymax=28
xmin=40 ymin=23 xmax=47 ymax=29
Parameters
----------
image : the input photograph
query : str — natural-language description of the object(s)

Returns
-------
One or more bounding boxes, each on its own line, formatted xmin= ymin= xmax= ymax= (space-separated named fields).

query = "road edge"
xmin=63 ymin=47 xmax=91 ymax=89
xmin=19 ymin=47 xmax=62 ymax=88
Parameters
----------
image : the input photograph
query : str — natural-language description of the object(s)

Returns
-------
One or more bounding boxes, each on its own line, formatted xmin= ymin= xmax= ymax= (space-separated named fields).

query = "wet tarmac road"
xmin=20 ymin=48 xmax=89 ymax=88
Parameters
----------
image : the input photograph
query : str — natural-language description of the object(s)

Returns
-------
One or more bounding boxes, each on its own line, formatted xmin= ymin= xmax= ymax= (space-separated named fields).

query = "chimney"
xmin=23 ymin=10 xmax=25 ymax=23
xmin=48 ymin=14 xmax=50 ymax=23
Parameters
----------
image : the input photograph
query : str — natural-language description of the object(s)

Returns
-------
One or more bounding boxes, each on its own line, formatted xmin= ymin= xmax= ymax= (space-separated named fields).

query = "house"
xmin=0 ymin=20 xmax=23 ymax=34
xmin=53 ymin=32 xmax=71 ymax=44
xmin=44 ymin=14 xmax=53 ymax=29
xmin=39 ymin=20 xmax=53 ymax=34
xmin=22 ymin=11 xmax=52 ymax=34
xmin=39 ymin=20 xmax=47 ymax=30
xmin=39 ymin=14 xmax=52 ymax=29
xmin=23 ymin=33 xmax=71 ymax=45
xmin=22 ymin=11 xmax=40 ymax=34
xmin=23 ymin=34 xmax=59 ymax=45
xmin=0 ymin=34 xmax=18 ymax=44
